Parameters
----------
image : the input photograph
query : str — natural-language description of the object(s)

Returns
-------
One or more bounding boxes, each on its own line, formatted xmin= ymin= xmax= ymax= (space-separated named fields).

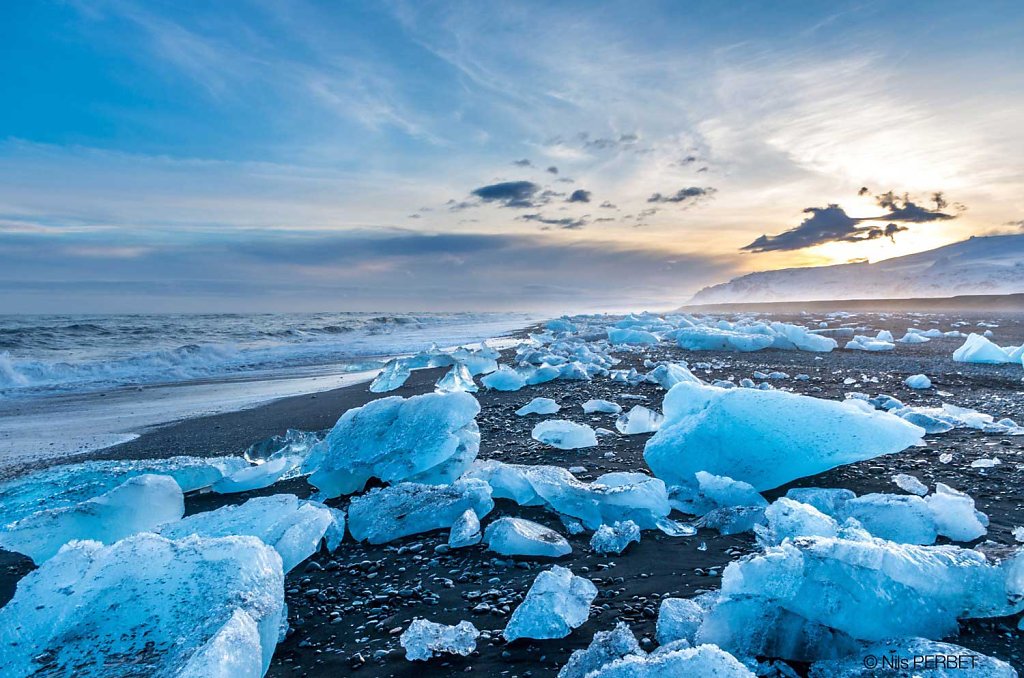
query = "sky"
xmin=1 ymin=0 xmax=1023 ymax=313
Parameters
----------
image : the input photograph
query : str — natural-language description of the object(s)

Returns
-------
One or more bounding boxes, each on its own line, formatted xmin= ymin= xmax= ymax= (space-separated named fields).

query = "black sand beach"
xmin=3 ymin=311 xmax=1024 ymax=676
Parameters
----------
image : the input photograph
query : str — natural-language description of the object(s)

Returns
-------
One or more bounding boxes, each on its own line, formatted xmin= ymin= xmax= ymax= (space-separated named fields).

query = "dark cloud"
xmin=512 ymin=158 xmax=532 ymax=167
xmin=546 ymin=166 xmax=558 ymax=174
xmin=567 ymin=189 xmax=591 ymax=203
xmin=518 ymin=213 xmax=588 ymax=230
xmin=742 ymin=205 xmax=916 ymax=252
xmin=871 ymin=191 xmax=955 ymax=222
xmin=647 ymin=186 xmax=717 ymax=205
xmin=470 ymin=180 xmax=539 ymax=208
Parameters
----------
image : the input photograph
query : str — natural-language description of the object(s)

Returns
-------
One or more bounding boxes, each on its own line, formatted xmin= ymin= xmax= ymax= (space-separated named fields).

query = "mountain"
xmin=688 ymin=234 xmax=1024 ymax=306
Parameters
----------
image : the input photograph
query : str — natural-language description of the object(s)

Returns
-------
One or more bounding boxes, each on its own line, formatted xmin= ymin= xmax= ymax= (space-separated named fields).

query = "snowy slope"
xmin=689 ymin=235 xmax=1024 ymax=305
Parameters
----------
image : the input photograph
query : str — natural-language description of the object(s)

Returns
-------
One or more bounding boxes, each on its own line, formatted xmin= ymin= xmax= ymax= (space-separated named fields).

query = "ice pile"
xmin=304 ymin=391 xmax=480 ymax=497
xmin=465 ymin=461 xmax=672 ymax=530
xmin=953 ymin=333 xmax=1017 ymax=364
xmin=590 ymin=520 xmax=641 ymax=554
xmin=697 ymin=533 xmax=1024 ymax=661
xmin=0 ymin=533 xmax=285 ymax=677
xmin=532 ymin=420 xmax=598 ymax=449
xmin=870 ymin=396 xmax=1024 ymax=436
xmin=503 ymin=566 xmax=597 ymax=641
xmin=484 ymin=517 xmax=571 ymax=557
xmin=670 ymin=471 xmax=767 ymax=516
xmin=0 ymin=474 xmax=184 ymax=564
xmin=516 ymin=397 xmax=560 ymax=416
xmin=348 ymin=479 xmax=493 ymax=543
xmin=158 ymin=494 xmax=344 ymax=572
xmin=645 ymin=383 xmax=924 ymax=491
xmin=400 ymin=619 xmax=480 ymax=661
xmin=614 ymin=406 xmax=663 ymax=434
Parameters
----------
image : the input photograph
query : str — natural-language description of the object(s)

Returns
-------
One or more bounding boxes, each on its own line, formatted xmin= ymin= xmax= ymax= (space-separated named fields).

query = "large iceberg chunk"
xmin=305 ymin=391 xmax=480 ymax=497
xmin=400 ymin=619 xmax=480 ymax=661
xmin=953 ymin=333 xmax=1012 ymax=364
xmin=0 ymin=474 xmax=184 ymax=564
xmin=841 ymin=493 xmax=937 ymax=544
xmin=0 ymin=533 xmax=285 ymax=677
xmin=532 ymin=420 xmax=598 ymax=449
xmin=645 ymin=383 xmax=924 ymax=491
xmin=670 ymin=471 xmax=767 ymax=516
xmin=484 ymin=517 xmax=571 ymax=558
xmin=676 ymin=327 xmax=774 ymax=352
xmin=158 ymin=494 xmax=344 ymax=573
xmin=503 ymin=566 xmax=597 ymax=641
xmin=348 ymin=479 xmax=494 ymax=544
xmin=926 ymin=483 xmax=988 ymax=542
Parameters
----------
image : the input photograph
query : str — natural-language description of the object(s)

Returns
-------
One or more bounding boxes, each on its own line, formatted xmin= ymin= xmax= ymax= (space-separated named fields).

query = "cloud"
xmin=647 ymin=187 xmax=717 ymax=205
xmin=512 ymin=158 xmax=532 ymax=167
xmin=568 ymin=189 xmax=591 ymax=203
xmin=743 ymin=205 xmax=906 ymax=252
xmin=518 ymin=213 xmax=588 ymax=230
xmin=470 ymin=180 xmax=540 ymax=208
xmin=546 ymin=166 xmax=559 ymax=174
xmin=871 ymin=191 xmax=955 ymax=223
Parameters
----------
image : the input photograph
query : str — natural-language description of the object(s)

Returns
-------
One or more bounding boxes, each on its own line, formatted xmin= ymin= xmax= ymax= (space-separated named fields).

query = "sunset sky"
xmin=2 ymin=0 xmax=1023 ymax=312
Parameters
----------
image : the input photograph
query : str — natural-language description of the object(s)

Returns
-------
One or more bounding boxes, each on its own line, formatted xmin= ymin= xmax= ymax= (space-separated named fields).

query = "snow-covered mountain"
xmin=689 ymin=234 xmax=1024 ymax=305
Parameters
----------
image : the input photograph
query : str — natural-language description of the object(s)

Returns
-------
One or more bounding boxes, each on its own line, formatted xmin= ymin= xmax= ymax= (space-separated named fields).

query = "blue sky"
xmin=2 ymin=0 xmax=1022 ymax=312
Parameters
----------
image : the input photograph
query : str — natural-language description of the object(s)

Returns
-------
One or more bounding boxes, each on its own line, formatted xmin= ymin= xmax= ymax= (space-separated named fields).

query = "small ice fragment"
xmin=614 ymin=406 xmax=664 ymax=434
xmin=892 ymin=473 xmax=928 ymax=496
xmin=435 ymin=362 xmax=479 ymax=393
xmin=926 ymin=483 xmax=987 ymax=542
xmin=1013 ymin=526 xmax=1024 ymax=543
xmin=503 ymin=566 xmax=597 ymax=641
xmin=590 ymin=520 xmax=641 ymax=554
xmin=484 ymin=517 xmax=571 ymax=558
xmin=939 ymin=452 xmax=954 ymax=463
xmin=516 ymin=397 xmax=561 ymax=416
xmin=400 ymin=619 xmax=480 ymax=661
xmin=532 ymin=420 xmax=598 ymax=449
xmin=370 ymin=358 xmax=412 ymax=392
xmin=583 ymin=399 xmax=622 ymax=414
xmin=904 ymin=374 xmax=932 ymax=389
xmin=448 ymin=509 xmax=482 ymax=548
xmin=971 ymin=457 xmax=1001 ymax=468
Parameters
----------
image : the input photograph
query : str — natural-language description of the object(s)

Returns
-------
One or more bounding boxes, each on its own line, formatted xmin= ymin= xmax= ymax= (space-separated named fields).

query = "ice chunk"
xmin=370 ymin=358 xmax=412 ymax=392
xmin=770 ymin=323 xmax=838 ymax=352
xmin=615 ymin=405 xmax=664 ymax=434
xmin=590 ymin=520 xmax=641 ymax=554
xmin=448 ymin=508 xmax=482 ymax=548
xmin=558 ymin=622 xmax=642 ymax=678
xmin=305 ymin=391 xmax=480 ymax=497
xmin=953 ymin=333 xmax=1012 ymax=364
xmin=0 ymin=533 xmax=284 ymax=677
xmin=900 ymin=410 xmax=955 ymax=434
xmin=671 ymin=471 xmax=767 ymax=516
xmin=527 ymin=364 xmax=562 ymax=384
xmin=845 ymin=336 xmax=895 ymax=351
xmin=516 ymin=397 xmax=561 ymax=416
xmin=503 ymin=566 xmax=597 ymax=641
xmin=583 ymin=399 xmax=622 ymax=414
xmin=645 ymin=383 xmax=923 ymax=491
xmin=481 ymin=366 xmax=527 ymax=391
xmin=158 ymin=494 xmax=344 ymax=573
xmin=676 ymin=327 xmax=774 ymax=352
xmin=653 ymin=600 xmax=704 ymax=650
xmin=904 ymin=374 xmax=932 ymax=389
xmin=842 ymin=494 xmax=937 ymax=544
xmin=213 ymin=454 xmax=305 ymax=494
xmin=897 ymin=332 xmax=930 ymax=343
xmin=876 ymin=330 xmax=894 ymax=342
xmin=243 ymin=428 xmax=321 ymax=464
xmin=435 ymin=362 xmax=479 ymax=393
xmin=0 ymin=474 xmax=184 ymax=564
xmin=532 ymin=420 xmax=598 ymax=449
xmin=808 ymin=638 xmax=1017 ymax=677
xmin=348 ymin=479 xmax=494 ymax=544
xmin=926 ymin=483 xmax=987 ymax=542
xmin=581 ymin=644 xmax=755 ymax=677
xmin=485 ymin=517 xmax=571 ymax=557
xmin=0 ymin=456 xmax=245 ymax=526
xmin=608 ymin=328 xmax=659 ymax=345
xmin=400 ymin=619 xmax=480 ymax=661
xmin=755 ymin=497 xmax=839 ymax=547
xmin=695 ymin=506 xmax=766 ymax=535
xmin=697 ymin=535 xmax=1024 ymax=661
xmin=785 ymin=487 xmax=856 ymax=515
xmin=892 ymin=473 xmax=928 ymax=496
xmin=646 ymin=363 xmax=701 ymax=390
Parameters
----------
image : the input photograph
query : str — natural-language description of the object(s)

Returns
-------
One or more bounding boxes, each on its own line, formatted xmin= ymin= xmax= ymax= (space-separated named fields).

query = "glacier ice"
xmin=808 ymin=638 xmax=1017 ymax=677
xmin=614 ymin=405 xmax=664 ymax=434
xmin=0 ymin=533 xmax=285 ymax=677
xmin=645 ymin=383 xmax=924 ymax=491
xmin=646 ymin=362 xmax=701 ymax=390
xmin=785 ymin=487 xmax=857 ymax=515
xmin=400 ymin=619 xmax=480 ymax=661
xmin=580 ymin=644 xmax=755 ymax=677
xmin=926 ymin=483 xmax=988 ymax=542
xmin=842 ymin=493 xmax=937 ymax=544
xmin=845 ymin=336 xmax=895 ymax=351
xmin=481 ymin=366 xmax=527 ymax=391
xmin=754 ymin=497 xmax=839 ymax=547
xmin=670 ymin=471 xmax=767 ymax=516
xmin=589 ymin=520 xmax=641 ymax=554
xmin=213 ymin=454 xmax=305 ymax=494
xmin=370 ymin=357 xmax=413 ymax=392
xmin=656 ymin=597 xmax=704 ymax=645
xmin=532 ymin=419 xmax=598 ymax=449
xmin=348 ymin=478 xmax=494 ymax=544
xmin=435 ymin=362 xmax=479 ymax=393
xmin=583 ymin=399 xmax=622 ymax=414
xmin=305 ymin=391 xmax=480 ymax=497
xmin=0 ymin=474 xmax=184 ymax=564
xmin=557 ymin=622 xmax=641 ymax=678
xmin=904 ymin=374 xmax=932 ymax=389
xmin=893 ymin=473 xmax=928 ymax=495
xmin=503 ymin=565 xmax=597 ymax=641
xmin=607 ymin=327 xmax=659 ymax=345
xmin=953 ymin=333 xmax=1012 ymax=364
xmin=516 ymin=397 xmax=561 ymax=416
xmin=676 ymin=327 xmax=774 ymax=352
xmin=448 ymin=508 xmax=482 ymax=548
xmin=158 ymin=494 xmax=344 ymax=573
xmin=697 ymin=534 xmax=1024 ymax=661
xmin=484 ymin=517 xmax=571 ymax=558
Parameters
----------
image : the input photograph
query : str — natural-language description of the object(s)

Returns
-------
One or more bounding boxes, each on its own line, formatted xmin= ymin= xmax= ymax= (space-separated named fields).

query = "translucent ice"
xmin=435 ymin=362 xmax=479 ymax=393
xmin=841 ymin=494 xmax=937 ymax=544
xmin=614 ymin=405 xmax=664 ymax=434
xmin=904 ymin=374 xmax=932 ymax=389
xmin=485 ymin=517 xmax=571 ymax=557
xmin=532 ymin=420 xmax=598 ymax=449
xmin=582 ymin=644 xmax=755 ymax=677
xmin=448 ymin=508 xmax=482 ymax=548
xmin=481 ymin=366 xmax=527 ymax=391
xmin=0 ymin=474 xmax=184 ymax=564
xmin=305 ymin=391 xmax=480 ymax=497
xmin=583 ymin=399 xmax=622 ymax=414
xmin=892 ymin=473 xmax=928 ymax=496
xmin=646 ymin=363 xmax=701 ymax=390
xmin=158 ymin=494 xmax=344 ymax=573
xmin=645 ymin=383 xmax=923 ymax=491
xmin=656 ymin=597 xmax=704 ymax=645
xmin=213 ymin=454 xmax=305 ymax=494
xmin=348 ymin=479 xmax=494 ymax=544
xmin=558 ymin=622 xmax=641 ymax=678
xmin=503 ymin=566 xmax=597 ymax=641
xmin=754 ymin=497 xmax=839 ymax=547
xmin=370 ymin=357 xmax=413 ymax=392
xmin=785 ymin=487 xmax=856 ymax=515
xmin=0 ymin=533 xmax=285 ymax=677
xmin=590 ymin=520 xmax=641 ymax=554
xmin=953 ymin=333 xmax=1012 ymax=364
xmin=400 ymin=619 xmax=480 ymax=661
xmin=926 ymin=483 xmax=988 ymax=542
xmin=670 ymin=471 xmax=767 ymax=516
xmin=516 ymin=397 xmax=561 ymax=416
